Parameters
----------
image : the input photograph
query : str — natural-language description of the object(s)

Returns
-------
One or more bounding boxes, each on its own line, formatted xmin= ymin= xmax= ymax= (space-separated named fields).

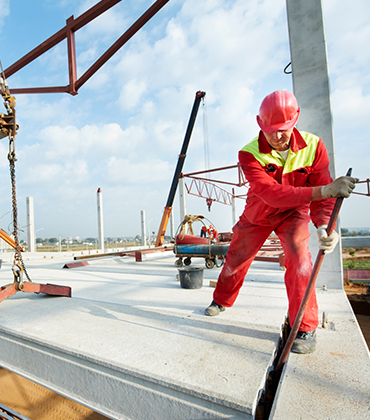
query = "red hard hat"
xmin=256 ymin=90 xmax=300 ymax=133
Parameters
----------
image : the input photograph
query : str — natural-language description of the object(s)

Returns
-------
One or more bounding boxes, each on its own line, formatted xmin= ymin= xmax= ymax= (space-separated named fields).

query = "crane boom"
xmin=155 ymin=91 xmax=205 ymax=247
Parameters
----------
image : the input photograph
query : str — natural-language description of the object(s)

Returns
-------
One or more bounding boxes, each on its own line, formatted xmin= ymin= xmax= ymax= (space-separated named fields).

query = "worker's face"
xmin=263 ymin=128 xmax=293 ymax=151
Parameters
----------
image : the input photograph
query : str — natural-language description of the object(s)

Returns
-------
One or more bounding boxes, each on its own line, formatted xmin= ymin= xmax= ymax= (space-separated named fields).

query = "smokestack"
xmin=97 ymin=188 xmax=104 ymax=251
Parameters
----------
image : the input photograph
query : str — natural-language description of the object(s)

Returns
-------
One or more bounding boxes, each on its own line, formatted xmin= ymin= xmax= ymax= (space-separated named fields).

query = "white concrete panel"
xmin=0 ymin=255 xmax=287 ymax=419
xmin=271 ymin=290 xmax=370 ymax=419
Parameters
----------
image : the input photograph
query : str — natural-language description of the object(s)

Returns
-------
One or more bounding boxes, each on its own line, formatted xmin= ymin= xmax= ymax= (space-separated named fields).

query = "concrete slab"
xmin=0 ymin=251 xmax=369 ymax=419
xmin=0 ymin=253 xmax=287 ymax=419
xmin=272 ymin=290 xmax=370 ymax=419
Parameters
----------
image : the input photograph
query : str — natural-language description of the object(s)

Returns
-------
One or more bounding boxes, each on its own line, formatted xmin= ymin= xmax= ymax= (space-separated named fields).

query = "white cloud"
xmin=119 ymin=79 xmax=148 ymax=110
xmin=331 ymin=86 xmax=370 ymax=129
xmin=1 ymin=0 xmax=370 ymax=237
xmin=26 ymin=163 xmax=64 ymax=184
xmin=0 ymin=0 xmax=9 ymax=30
xmin=105 ymin=156 xmax=172 ymax=185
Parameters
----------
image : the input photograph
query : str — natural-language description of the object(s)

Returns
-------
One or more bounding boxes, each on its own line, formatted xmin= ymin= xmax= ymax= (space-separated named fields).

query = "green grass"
xmin=343 ymin=260 xmax=370 ymax=270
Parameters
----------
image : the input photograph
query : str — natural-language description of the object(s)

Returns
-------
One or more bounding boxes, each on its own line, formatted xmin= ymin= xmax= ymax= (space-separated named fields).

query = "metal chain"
xmin=1 ymin=60 xmax=31 ymax=285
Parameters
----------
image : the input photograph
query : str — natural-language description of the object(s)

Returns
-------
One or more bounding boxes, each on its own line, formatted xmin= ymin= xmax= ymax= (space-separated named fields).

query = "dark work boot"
xmin=291 ymin=330 xmax=317 ymax=354
xmin=205 ymin=300 xmax=226 ymax=316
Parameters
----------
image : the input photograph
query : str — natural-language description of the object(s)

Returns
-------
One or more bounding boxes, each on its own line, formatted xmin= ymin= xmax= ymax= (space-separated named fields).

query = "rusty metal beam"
xmin=180 ymin=163 xmax=248 ymax=204
xmin=4 ymin=0 xmax=121 ymax=79
xmin=75 ymin=0 xmax=171 ymax=91
xmin=185 ymin=178 xmax=234 ymax=205
xmin=352 ymin=179 xmax=370 ymax=196
xmin=0 ymin=283 xmax=18 ymax=303
xmin=67 ymin=16 xmax=78 ymax=95
xmin=183 ymin=163 xmax=248 ymax=188
xmin=0 ymin=281 xmax=72 ymax=303
xmin=4 ymin=0 xmax=171 ymax=95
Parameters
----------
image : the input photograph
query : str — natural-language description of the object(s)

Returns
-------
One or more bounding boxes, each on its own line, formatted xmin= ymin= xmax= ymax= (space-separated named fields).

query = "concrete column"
xmin=179 ymin=176 xmax=187 ymax=223
xmin=170 ymin=211 xmax=175 ymax=239
xmin=26 ymin=197 xmax=36 ymax=253
xmin=286 ymin=0 xmax=342 ymax=289
xmin=97 ymin=188 xmax=104 ymax=251
xmin=232 ymin=188 xmax=237 ymax=227
xmin=141 ymin=210 xmax=147 ymax=246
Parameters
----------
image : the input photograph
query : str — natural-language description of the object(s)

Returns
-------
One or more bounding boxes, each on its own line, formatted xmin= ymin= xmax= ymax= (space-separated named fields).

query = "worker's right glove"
xmin=316 ymin=225 xmax=339 ymax=254
xmin=321 ymin=176 xmax=359 ymax=199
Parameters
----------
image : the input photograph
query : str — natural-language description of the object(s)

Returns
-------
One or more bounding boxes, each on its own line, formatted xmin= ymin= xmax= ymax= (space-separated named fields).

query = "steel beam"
xmin=75 ymin=0 xmax=171 ymax=91
xmin=4 ymin=0 xmax=121 ymax=79
xmin=0 ymin=282 xmax=71 ymax=303
xmin=4 ymin=0 xmax=171 ymax=95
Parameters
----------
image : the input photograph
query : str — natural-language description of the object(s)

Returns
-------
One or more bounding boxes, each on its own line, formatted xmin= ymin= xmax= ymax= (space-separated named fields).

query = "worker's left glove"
xmin=316 ymin=225 xmax=339 ymax=254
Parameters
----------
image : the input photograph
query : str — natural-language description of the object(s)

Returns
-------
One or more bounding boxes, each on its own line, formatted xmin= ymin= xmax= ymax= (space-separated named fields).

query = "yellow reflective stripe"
xmin=240 ymin=131 xmax=320 ymax=173
xmin=283 ymin=132 xmax=319 ymax=174
xmin=240 ymin=137 xmax=285 ymax=167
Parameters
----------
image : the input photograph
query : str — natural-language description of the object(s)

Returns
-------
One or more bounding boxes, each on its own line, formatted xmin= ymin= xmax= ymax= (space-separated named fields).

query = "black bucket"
xmin=178 ymin=267 xmax=204 ymax=289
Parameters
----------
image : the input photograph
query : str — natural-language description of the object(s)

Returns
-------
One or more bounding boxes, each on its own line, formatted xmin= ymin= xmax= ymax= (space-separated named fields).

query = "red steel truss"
xmin=182 ymin=163 xmax=248 ymax=205
xmin=352 ymin=179 xmax=370 ymax=196
xmin=4 ymin=0 xmax=171 ymax=95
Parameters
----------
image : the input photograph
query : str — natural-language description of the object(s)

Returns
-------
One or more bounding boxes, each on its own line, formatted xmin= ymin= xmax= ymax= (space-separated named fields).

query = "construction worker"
xmin=205 ymin=90 xmax=358 ymax=354
xmin=200 ymin=225 xmax=209 ymax=238
xmin=209 ymin=225 xmax=218 ymax=241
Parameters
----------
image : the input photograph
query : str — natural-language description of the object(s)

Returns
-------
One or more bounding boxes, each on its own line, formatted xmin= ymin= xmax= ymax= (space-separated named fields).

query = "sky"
xmin=0 ymin=0 xmax=369 ymax=242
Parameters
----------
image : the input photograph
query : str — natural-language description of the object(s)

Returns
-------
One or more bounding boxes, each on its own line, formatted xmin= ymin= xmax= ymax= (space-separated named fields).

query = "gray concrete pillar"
xmin=179 ymin=177 xmax=186 ymax=223
xmin=170 ymin=211 xmax=175 ymax=239
xmin=97 ymin=188 xmax=104 ymax=251
xmin=26 ymin=197 xmax=36 ymax=253
xmin=286 ymin=0 xmax=342 ymax=289
xmin=141 ymin=210 xmax=147 ymax=246
xmin=232 ymin=188 xmax=237 ymax=227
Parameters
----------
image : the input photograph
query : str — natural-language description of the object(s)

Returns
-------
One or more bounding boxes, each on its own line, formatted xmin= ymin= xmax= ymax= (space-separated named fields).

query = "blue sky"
xmin=0 ymin=0 xmax=369 ymax=241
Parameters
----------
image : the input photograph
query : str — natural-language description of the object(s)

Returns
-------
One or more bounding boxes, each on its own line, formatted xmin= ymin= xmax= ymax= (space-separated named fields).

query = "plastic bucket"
xmin=178 ymin=267 xmax=204 ymax=289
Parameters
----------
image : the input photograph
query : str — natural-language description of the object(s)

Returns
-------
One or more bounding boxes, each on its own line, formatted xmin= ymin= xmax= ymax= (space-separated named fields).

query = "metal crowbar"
xmin=275 ymin=168 xmax=352 ymax=373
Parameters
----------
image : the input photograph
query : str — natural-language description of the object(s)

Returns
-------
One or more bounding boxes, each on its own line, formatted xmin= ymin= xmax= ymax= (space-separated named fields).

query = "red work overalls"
xmin=213 ymin=129 xmax=336 ymax=331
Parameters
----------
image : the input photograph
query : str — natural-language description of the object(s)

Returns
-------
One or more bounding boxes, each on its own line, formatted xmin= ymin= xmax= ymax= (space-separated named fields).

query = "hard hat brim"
xmin=256 ymin=108 xmax=300 ymax=133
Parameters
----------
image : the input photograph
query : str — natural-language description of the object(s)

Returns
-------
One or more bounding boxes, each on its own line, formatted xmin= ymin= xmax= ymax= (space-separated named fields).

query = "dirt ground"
xmin=0 ymin=368 xmax=109 ymax=420
xmin=342 ymin=247 xmax=370 ymax=261
xmin=342 ymin=248 xmax=370 ymax=349
xmin=343 ymin=281 xmax=370 ymax=349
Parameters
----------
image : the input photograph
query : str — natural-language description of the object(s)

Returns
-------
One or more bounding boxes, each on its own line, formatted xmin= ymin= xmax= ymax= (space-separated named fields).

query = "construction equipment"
xmin=174 ymin=243 xmax=227 ymax=269
xmin=0 ymin=229 xmax=22 ymax=251
xmin=172 ymin=214 xmax=224 ymax=269
xmin=0 ymin=66 xmax=71 ymax=303
xmin=155 ymin=91 xmax=206 ymax=247
xmin=275 ymin=168 xmax=352 ymax=372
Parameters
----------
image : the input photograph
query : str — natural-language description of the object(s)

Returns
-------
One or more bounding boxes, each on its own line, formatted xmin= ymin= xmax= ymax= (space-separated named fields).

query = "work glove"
xmin=321 ymin=176 xmax=359 ymax=199
xmin=316 ymin=225 xmax=339 ymax=254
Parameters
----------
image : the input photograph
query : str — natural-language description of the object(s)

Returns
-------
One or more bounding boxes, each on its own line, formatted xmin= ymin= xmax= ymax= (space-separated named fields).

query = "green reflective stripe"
xmin=283 ymin=132 xmax=319 ymax=174
xmin=240 ymin=131 xmax=320 ymax=173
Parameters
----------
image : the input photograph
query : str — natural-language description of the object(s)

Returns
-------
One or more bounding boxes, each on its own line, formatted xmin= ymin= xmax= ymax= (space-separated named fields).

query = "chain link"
xmin=1 ymin=62 xmax=32 ymax=283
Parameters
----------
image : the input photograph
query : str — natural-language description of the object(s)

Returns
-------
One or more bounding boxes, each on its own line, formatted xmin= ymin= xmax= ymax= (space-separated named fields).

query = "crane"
xmin=155 ymin=91 xmax=206 ymax=247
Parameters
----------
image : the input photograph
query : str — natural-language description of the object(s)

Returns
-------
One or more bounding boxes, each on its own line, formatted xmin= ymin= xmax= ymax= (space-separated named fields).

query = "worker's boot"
xmin=205 ymin=300 xmax=226 ymax=316
xmin=291 ymin=330 xmax=317 ymax=354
